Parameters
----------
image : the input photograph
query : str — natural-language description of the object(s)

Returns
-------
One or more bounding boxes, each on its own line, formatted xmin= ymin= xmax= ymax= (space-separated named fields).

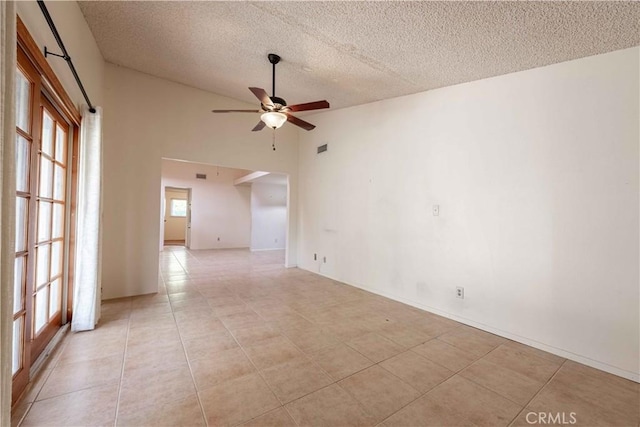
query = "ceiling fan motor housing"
xmin=268 ymin=96 xmax=287 ymax=108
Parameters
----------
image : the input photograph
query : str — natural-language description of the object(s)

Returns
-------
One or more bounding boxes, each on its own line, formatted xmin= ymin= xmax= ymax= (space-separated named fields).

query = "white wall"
xmin=163 ymin=188 xmax=187 ymax=242
xmin=17 ymin=1 xmax=105 ymax=107
xmin=297 ymin=47 xmax=640 ymax=381
xmin=251 ymin=183 xmax=287 ymax=251
xmin=162 ymin=161 xmax=251 ymax=250
xmin=103 ymin=63 xmax=299 ymax=299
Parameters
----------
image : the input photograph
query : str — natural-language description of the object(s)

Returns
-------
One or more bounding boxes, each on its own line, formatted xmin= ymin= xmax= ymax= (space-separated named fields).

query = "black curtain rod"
xmin=37 ymin=0 xmax=96 ymax=114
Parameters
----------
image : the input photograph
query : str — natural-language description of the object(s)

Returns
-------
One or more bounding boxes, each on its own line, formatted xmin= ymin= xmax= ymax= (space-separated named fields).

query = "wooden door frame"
xmin=13 ymin=16 xmax=81 ymax=406
xmin=12 ymin=44 xmax=42 ymax=403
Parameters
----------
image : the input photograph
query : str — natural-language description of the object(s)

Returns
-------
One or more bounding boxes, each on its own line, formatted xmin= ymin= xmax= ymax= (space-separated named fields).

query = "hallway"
xmin=12 ymin=248 xmax=639 ymax=426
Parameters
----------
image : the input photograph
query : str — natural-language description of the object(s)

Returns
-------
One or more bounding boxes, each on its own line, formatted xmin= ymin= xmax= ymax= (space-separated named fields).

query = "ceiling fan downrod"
xmin=268 ymin=53 xmax=280 ymax=97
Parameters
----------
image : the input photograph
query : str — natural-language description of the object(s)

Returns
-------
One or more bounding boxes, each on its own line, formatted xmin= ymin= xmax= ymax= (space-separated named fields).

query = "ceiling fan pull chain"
xmin=272 ymin=129 xmax=276 ymax=151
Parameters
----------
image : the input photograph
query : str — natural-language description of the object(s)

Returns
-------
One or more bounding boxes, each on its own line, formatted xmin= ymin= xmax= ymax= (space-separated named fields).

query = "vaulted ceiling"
xmin=79 ymin=1 xmax=640 ymax=110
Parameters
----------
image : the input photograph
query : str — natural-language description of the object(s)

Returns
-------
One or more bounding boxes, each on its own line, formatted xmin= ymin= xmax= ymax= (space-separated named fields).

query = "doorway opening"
xmin=163 ymin=187 xmax=191 ymax=247
xmin=159 ymin=158 xmax=290 ymax=264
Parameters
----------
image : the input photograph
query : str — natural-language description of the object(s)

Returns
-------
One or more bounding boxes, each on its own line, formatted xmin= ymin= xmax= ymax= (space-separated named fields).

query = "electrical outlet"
xmin=456 ymin=286 xmax=464 ymax=299
xmin=433 ymin=205 xmax=440 ymax=216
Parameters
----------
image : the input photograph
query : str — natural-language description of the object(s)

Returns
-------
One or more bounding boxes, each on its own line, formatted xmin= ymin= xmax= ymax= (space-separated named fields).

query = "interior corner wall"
xmin=297 ymin=47 xmax=640 ymax=381
xmin=103 ymin=63 xmax=299 ymax=300
xmin=16 ymin=1 xmax=105 ymax=107
xmin=251 ymin=182 xmax=287 ymax=251
xmin=161 ymin=161 xmax=251 ymax=250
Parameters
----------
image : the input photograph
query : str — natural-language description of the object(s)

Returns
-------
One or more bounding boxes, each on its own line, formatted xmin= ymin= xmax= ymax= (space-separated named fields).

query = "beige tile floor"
xmin=13 ymin=247 xmax=640 ymax=427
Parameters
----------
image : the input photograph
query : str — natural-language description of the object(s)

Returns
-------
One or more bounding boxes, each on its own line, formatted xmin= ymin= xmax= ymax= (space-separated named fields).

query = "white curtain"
xmin=72 ymin=105 xmax=103 ymax=332
xmin=0 ymin=1 xmax=16 ymax=423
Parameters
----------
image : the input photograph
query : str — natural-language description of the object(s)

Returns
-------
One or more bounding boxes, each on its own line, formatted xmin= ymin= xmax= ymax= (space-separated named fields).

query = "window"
xmin=170 ymin=199 xmax=187 ymax=217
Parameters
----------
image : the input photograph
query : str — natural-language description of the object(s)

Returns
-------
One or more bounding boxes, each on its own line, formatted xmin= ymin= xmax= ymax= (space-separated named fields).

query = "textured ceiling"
xmin=79 ymin=1 xmax=640 ymax=110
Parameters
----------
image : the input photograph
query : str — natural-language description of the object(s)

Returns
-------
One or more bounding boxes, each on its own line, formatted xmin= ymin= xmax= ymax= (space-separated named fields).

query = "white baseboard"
xmin=300 ymin=267 xmax=640 ymax=383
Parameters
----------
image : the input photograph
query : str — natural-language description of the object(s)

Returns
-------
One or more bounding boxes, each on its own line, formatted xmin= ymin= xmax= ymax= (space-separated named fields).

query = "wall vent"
xmin=196 ymin=173 xmax=207 ymax=180
xmin=317 ymin=144 xmax=328 ymax=154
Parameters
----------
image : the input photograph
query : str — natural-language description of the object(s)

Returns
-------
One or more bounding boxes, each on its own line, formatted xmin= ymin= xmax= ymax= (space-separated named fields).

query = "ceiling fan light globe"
xmin=261 ymin=112 xmax=287 ymax=129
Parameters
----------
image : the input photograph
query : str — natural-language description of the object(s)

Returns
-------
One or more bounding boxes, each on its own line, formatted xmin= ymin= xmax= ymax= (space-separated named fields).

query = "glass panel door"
xmin=14 ymin=25 xmax=79 ymax=406
xmin=12 ymin=64 xmax=34 ymax=397
xmin=30 ymin=98 xmax=68 ymax=360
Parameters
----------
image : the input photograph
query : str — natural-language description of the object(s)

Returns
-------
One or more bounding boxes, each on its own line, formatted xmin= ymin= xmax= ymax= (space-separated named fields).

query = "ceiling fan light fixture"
xmin=261 ymin=111 xmax=287 ymax=129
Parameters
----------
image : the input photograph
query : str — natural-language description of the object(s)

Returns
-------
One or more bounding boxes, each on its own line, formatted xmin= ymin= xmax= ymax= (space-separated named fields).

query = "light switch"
xmin=433 ymin=205 xmax=440 ymax=216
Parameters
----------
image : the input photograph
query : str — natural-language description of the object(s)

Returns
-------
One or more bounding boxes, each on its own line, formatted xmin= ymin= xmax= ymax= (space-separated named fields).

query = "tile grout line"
xmin=225 ymin=273 xmax=424 ymax=424
xmin=338 ymin=328 xmax=520 ymax=425
xmin=406 ymin=338 xmax=471 ymax=373
xmin=452 ymin=343 xmax=537 ymax=408
xmin=226 ymin=303 xmax=310 ymax=426
xmin=374 ymin=362 xmax=459 ymax=427
xmin=247 ymin=295 xmax=382 ymax=381
xmin=18 ymin=316 xmax=128 ymax=425
xmin=336 ymin=362 xmax=422 ymax=425
xmin=174 ymin=254 xmax=298 ymax=426
xmin=112 ymin=296 xmax=134 ymax=427
xmin=166 ymin=249 xmax=209 ymax=427
xmin=370 ymin=340 xmax=527 ymax=425
xmin=506 ymin=358 xmax=568 ymax=427
xmin=15 ymin=335 xmax=69 ymax=427
xmin=14 ymin=403 xmax=32 ymax=427
xmin=119 ymin=251 xmax=195 ymax=423
xmin=245 ymin=283 xmax=435 ymax=425
xmin=234 ymin=269 xmax=479 ymax=425
xmin=367 ymin=354 xmax=457 ymax=427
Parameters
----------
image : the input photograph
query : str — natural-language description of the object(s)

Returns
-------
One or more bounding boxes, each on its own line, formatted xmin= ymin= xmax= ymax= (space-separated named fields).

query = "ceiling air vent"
xmin=317 ymin=144 xmax=328 ymax=154
xmin=196 ymin=173 xmax=207 ymax=180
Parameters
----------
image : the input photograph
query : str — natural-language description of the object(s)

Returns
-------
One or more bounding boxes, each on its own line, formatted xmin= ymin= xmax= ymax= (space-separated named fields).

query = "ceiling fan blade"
xmin=249 ymin=87 xmax=274 ymax=108
xmin=286 ymin=113 xmax=316 ymax=131
xmin=251 ymin=120 xmax=266 ymax=132
xmin=287 ymin=100 xmax=330 ymax=112
xmin=212 ymin=109 xmax=260 ymax=113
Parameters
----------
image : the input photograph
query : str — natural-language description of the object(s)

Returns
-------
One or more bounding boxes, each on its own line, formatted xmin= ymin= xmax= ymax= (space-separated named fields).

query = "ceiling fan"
xmin=212 ymin=53 xmax=330 ymax=131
